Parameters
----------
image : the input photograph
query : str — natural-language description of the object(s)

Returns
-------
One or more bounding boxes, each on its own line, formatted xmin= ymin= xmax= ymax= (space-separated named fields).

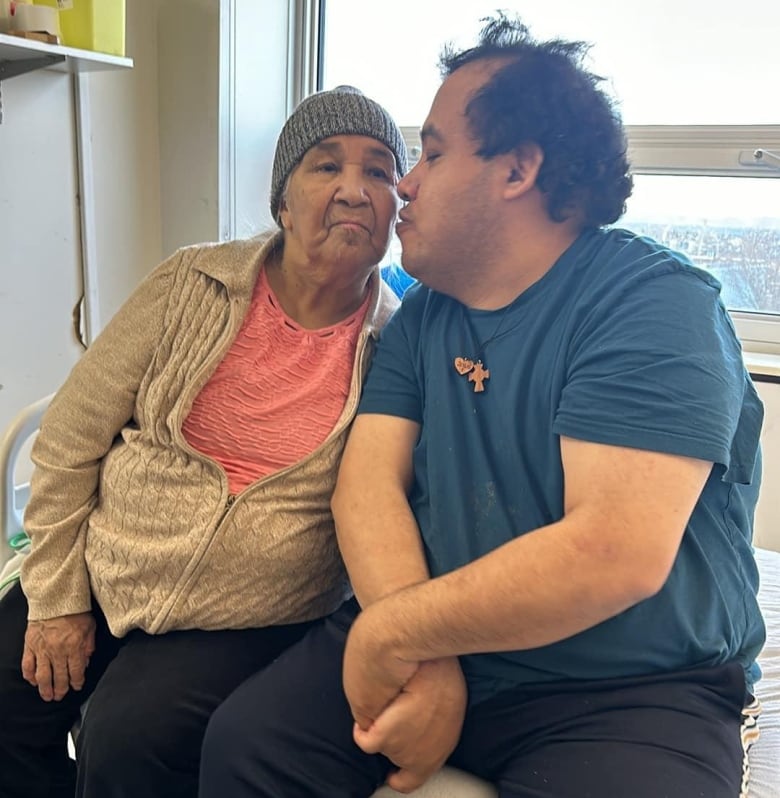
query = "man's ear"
xmin=503 ymin=143 xmax=544 ymax=200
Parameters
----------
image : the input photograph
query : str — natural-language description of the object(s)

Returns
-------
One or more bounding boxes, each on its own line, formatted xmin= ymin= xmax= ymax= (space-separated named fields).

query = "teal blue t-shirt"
xmin=358 ymin=227 xmax=766 ymax=703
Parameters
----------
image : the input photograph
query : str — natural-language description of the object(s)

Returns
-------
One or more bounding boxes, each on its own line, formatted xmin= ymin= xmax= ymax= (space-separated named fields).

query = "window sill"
xmin=744 ymin=351 xmax=780 ymax=380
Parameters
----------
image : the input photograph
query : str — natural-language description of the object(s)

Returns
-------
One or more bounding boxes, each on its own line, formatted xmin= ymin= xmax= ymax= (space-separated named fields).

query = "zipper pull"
xmin=216 ymin=493 xmax=237 ymax=527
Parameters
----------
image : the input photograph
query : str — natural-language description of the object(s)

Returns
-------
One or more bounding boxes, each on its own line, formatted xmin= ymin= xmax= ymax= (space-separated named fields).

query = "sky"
xmin=321 ymin=0 xmax=780 ymax=128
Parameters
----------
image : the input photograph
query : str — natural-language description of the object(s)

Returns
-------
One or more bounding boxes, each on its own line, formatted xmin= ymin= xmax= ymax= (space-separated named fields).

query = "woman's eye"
xmin=367 ymin=167 xmax=391 ymax=181
xmin=316 ymin=162 xmax=339 ymax=173
xmin=425 ymin=152 xmax=440 ymax=164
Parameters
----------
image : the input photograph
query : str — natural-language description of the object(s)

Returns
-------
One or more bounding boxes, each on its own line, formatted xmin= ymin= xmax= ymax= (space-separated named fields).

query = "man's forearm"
xmin=356 ymin=519 xmax=654 ymax=664
xmin=333 ymin=482 xmax=429 ymax=606
xmin=332 ymin=414 xmax=429 ymax=607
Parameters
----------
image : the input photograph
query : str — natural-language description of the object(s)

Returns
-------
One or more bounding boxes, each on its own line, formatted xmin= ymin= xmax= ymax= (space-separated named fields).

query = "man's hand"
xmin=343 ymin=603 xmax=468 ymax=793
xmin=343 ymin=605 xmax=419 ymax=730
xmin=22 ymin=612 xmax=96 ymax=701
xmin=354 ymin=657 xmax=467 ymax=793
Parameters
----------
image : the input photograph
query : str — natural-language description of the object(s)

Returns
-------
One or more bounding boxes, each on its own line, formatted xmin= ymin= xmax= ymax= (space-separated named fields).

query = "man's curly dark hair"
xmin=439 ymin=12 xmax=633 ymax=228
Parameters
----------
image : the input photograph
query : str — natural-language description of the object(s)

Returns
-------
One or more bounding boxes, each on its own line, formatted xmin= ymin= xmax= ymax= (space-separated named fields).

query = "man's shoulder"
xmin=593 ymin=227 xmax=721 ymax=291
xmin=396 ymin=281 xmax=453 ymax=317
xmin=555 ymin=228 xmax=725 ymax=325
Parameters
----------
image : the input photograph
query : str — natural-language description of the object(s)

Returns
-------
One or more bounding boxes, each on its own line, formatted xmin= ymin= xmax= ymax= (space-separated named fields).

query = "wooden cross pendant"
xmin=468 ymin=361 xmax=490 ymax=392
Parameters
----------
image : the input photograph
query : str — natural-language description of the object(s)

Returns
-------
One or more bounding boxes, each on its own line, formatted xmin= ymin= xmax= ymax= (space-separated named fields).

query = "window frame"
xmin=626 ymin=125 xmax=780 ymax=353
xmin=401 ymin=124 xmax=780 ymax=352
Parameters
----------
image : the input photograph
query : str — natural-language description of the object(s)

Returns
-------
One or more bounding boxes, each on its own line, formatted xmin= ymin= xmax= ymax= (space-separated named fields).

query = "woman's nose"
xmin=334 ymin=167 xmax=370 ymax=204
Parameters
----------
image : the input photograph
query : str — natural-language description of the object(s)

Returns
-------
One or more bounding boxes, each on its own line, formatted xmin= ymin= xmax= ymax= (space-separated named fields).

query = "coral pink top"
xmin=183 ymin=267 xmax=369 ymax=494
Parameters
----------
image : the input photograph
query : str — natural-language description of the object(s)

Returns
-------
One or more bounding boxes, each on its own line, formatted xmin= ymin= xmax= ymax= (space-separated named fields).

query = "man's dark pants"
xmin=200 ymin=598 xmax=749 ymax=798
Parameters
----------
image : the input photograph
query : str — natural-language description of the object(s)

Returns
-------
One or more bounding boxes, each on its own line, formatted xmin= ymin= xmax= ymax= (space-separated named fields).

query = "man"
xmin=199 ymin=14 xmax=765 ymax=798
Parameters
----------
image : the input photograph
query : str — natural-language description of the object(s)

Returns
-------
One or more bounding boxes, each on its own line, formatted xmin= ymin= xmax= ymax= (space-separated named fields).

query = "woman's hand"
xmin=22 ymin=612 xmax=96 ymax=701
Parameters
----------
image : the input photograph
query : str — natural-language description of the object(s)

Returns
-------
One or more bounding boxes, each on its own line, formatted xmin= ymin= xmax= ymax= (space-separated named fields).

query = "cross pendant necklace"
xmin=453 ymin=305 xmax=512 ymax=394
xmin=454 ymin=356 xmax=490 ymax=392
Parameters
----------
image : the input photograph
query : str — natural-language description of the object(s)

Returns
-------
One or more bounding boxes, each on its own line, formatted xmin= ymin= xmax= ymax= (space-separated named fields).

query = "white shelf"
xmin=0 ymin=32 xmax=132 ymax=80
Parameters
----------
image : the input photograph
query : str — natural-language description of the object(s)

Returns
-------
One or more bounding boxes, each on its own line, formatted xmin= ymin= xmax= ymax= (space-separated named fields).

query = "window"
xmin=317 ymin=0 xmax=780 ymax=350
xmin=625 ymin=173 xmax=780 ymax=308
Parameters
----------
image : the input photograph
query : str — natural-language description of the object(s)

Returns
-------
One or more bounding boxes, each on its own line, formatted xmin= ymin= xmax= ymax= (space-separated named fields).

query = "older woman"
xmin=0 ymin=85 xmax=406 ymax=798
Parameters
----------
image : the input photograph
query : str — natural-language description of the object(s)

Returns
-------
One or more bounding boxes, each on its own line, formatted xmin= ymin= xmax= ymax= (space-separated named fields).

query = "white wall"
xmin=83 ymin=0 xmax=164 ymax=332
xmin=754 ymin=380 xmax=780 ymax=552
xmin=0 ymin=0 xmax=162 ymax=439
xmin=231 ymin=0 xmax=290 ymax=237
xmin=0 ymin=66 xmax=83 ymax=430
xmin=154 ymin=0 xmax=291 ymax=254
xmin=158 ymin=0 xmax=220 ymax=255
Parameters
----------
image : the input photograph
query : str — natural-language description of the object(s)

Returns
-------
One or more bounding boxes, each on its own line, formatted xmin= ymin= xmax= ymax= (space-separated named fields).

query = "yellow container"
xmin=38 ymin=0 xmax=125 ymax=56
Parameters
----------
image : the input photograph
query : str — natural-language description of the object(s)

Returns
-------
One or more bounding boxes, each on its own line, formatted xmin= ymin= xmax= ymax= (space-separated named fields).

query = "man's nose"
xmin=397 ymin=171 xmax=417 ymax=202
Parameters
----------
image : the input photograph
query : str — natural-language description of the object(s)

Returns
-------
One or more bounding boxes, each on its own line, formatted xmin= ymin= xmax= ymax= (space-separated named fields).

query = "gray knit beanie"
xmin=270 ymin=85 xmax=407 ymax=222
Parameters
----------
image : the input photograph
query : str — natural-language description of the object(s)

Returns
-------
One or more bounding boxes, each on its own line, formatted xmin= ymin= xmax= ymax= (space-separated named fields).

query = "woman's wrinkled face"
xmin=279 ymin=135 xmax=401 ymax=273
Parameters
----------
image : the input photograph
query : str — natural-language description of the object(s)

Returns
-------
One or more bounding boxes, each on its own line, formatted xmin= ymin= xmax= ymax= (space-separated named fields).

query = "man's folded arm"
xmin=332 ymin=412 xmax=429 ymax=607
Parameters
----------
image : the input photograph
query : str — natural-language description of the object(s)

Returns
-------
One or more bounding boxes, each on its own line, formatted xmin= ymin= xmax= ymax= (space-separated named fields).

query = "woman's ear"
xmin=278 ymin=199 xmax=291 ymax=231
xmin=503 ymin=143 xmax=544 ymax=200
